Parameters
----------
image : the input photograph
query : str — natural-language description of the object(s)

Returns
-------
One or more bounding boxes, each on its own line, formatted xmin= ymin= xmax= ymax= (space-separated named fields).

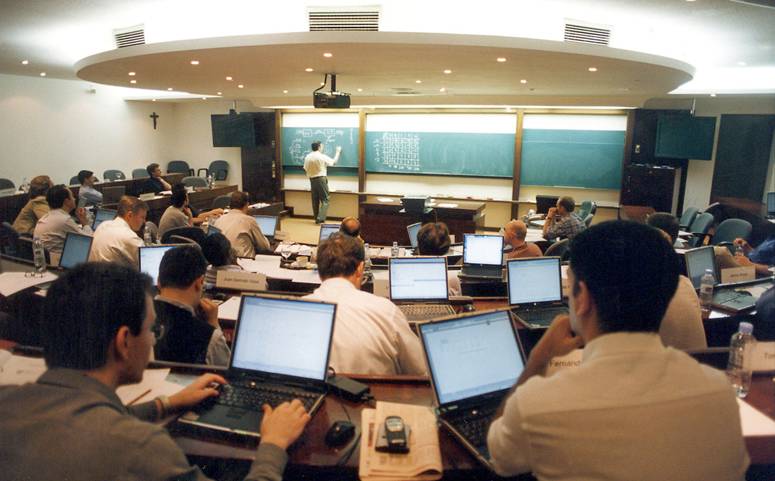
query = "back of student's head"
xmin=46 ymin=184 xmax=71 ymax=210
xmin=77 ymin=170 xmax=93 ymax=185
xmin=558 ymin=196 xmax=575 ymax=213
xmin=417 ymin=222 xmax=451 ymax=255
xmin=317 ymin=233 xmax=364 ymax=280
xmin=569 ymin=220 xmax=679 ymax=334
xmin=311 ymin=141 xmax=321 ymax=151
xmin=170 ymin=183 xmax=187 ymax=208
xmin=158 ymin=245 xmax=208 ymax=289
xmin=646 ymin=212 xmax=680 ymax=245
xmin=229 ymin=191 xmax=249 ymax=209
xmin=340 ymin=217 xmax=361 ymax=237
xmin=117 ymin=196 xmax=149 ymax=218
xmin=146 ymin=163 xmax=160 ymax=176
xmin=201 ymin=233 xmax=234 ymax=267
xmin=29 ymin=175 xmax=52 ymax=199
xmin=42 ymin=262 xmax=152 ymax=369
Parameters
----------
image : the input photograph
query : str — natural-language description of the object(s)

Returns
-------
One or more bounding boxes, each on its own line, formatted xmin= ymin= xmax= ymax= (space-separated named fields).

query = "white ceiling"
xmin=1 ymin=0 xmax=775 ymax=106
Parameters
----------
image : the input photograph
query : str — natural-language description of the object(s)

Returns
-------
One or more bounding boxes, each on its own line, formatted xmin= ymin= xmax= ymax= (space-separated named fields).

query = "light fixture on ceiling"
xmin=323 ymin=52 xmax=333 ymax=58
xmin=520 ymin=79 xmax=528 ymax=84
xmin=415 ymin=80 xmax=422 ymax=84
xmin=152 ymin=99 xmax=157 ymax=102
xmin=39 ymin=72 xmax=46 ymax=77
xmin=305 ymin=67 xmax=314 ymax=72
xmin=167 ymin=87 xmax=173 ymax=91
xmin=283 ymin=89 xmax=289 ymax=94
xmin=496 ymin=57 xmax=507 ymax=63
xmin=225 ymin=76 xmax=233 ymax=81
xmin=128 ymin=71 xmax=136 ymax=76
xmin=217 ymin=91 xmax=222 ymax=95
xmin=201 ymin=97 xmax=207 ymax=100
xmin=710 ymin=93 xmax=717 ymax=97
xmin=737 ymin=61 xmax=747 ymax=66
xmin=21 ymin=60 xmax=29 ymax=65
xmin=443 ymin=69 xmax=452 ymax=74
xmin=190 ymin=60 xmax=200 ymax=65
xmin=130 ymin=79 xmax=137 ymax=84
xmin=440 ymin=87 xmax=446 ymax=92
xmin=238 ymin=84 xmax=244 ymax=88
xmin=588 ymin=67 xmax=598 ymax=72
xmin=357 ymin=88 xmax=363 ymax=92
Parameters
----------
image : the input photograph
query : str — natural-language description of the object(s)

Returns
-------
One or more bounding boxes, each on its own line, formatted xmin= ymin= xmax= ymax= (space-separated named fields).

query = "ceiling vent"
xmin=730 ymin=0 xmax=775 ymax=9
xmin=113 ymin=25 xmax=145 ymax=49
xmin=308 ymin=6 xmax=380 ymax=31
xmin=564 ymin=21 xmax=611 ymax=46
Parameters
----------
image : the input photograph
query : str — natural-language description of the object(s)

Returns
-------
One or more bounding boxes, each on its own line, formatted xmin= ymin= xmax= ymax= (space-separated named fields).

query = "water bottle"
xmin=32 ymin=237 xmax=46 ymax=274
xmin=143 ymin=228 xmax=153 ymax=246
xmin=207 ymin=174 xmax=214 ymax=189
xmin=20 ymin=177 xmax=29 ymax=193
xmin=363 ymin=243 xmax=372 ymax=275
xmin=727 ymin=322 xmax=756 ymax=398
xmin=699 ymin=268 xmax=715 ymax=319
xmin=391 ymin=241 xmax=399 ymax=258
xmin=734 ymin=243 xmax=745 ymax=257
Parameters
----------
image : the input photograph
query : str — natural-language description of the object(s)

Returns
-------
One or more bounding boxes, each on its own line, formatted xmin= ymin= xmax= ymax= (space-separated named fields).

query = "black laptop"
xmin=507 ymin=257 xmax=568 ymax=328
xmin=253 ymin=215 xmax=279 ymax=241
xmin=91 ymin=208 xmax=117 ymax=231
xmin=178 ymin=294 xmax=335 ymax=437
xmin=460 ymin=234 xmax=504 ymax=279
xmin=389 ymin=256 xmax=455 ymax=323
xmin=419 ymin=309 xmax=526 ymax=470
xmin=58 ymin=232 xmax=93 ymax=269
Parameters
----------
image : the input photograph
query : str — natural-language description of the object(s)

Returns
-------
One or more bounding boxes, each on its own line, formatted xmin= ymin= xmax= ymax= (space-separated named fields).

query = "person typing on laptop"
xmin=0 ymin=262 xmax=311 ymax=481
xmin=487 ymin=221 xmax=748 ymax=480
xmin=416 ymin=222 xmax=461 ymax=296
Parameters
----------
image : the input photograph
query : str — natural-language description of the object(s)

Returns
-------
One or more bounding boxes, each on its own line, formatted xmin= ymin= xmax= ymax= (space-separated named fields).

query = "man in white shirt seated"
xmin=77 ymin=170 xmax=102 ymax=207
xmin=212 ymin=191 xmax=270 ymax=258
xmin=89 ymin=196 xmax=147 ymax=266
xmin=487 ymin=220 xmax=748 ymax=480
xmin=303 ymin=141 xmax=341 ymax=224
xmin=34 ymin=184 xmax=92 ymax=256
xmin=416 ymin=222 xmax=461 ymax=296
xmin=305 ymin=233 xmax=427 ymax=376
xmin=157 ymin=183 xmax=223 ymax=239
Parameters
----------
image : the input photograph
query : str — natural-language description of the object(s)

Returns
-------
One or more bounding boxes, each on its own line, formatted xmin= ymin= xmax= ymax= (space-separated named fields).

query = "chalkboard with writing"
xmin=281 ymin=127 xmax=359 ymax=168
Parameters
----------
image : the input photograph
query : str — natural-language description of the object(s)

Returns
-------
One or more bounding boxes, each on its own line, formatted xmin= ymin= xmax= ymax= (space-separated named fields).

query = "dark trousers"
xmin=310 ymin=176 xmax=330 ymax=223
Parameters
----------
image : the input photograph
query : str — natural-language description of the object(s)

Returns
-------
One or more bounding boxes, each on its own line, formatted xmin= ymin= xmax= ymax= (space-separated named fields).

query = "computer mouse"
xmin=325 ymin=420 xmax=356 ymax=447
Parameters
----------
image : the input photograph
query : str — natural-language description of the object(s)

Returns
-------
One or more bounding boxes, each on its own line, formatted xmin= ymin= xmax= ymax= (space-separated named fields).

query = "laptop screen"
xmin=389 ymin=257 xmax=448 ymax=301
xmin=768 ymin=192 xmax=775 ymax=215
xmin=318 ymin=223 xmax=340 ymax=244
xmin=92 ymin=208 xmax=117 ymax=230
xmin=59 ymin=233 xmax=93 ymax=269
xmin=207 ymin=224 xmax=222 ymax=236
xmin=685 ymin=246 xmax=716 ymax=289
xmin=139 ymin=245 xmax=177 ymax=286
xmin=407 ymin=222 xmax=421 ymax=249
xmin=507 ymin=257 xmax=562 ymax=305
xmin=253 ymin=215 xmax=278 ymax=237
xmin=463 ymin=234 xmax=503 ymax=266
xmin=421 ymin=310 xmax=524 ymax=405
xmin=232 ymin=296 xmax=335 ymax=381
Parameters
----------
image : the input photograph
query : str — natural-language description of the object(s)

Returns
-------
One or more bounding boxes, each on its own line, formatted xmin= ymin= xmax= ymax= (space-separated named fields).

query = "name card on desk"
xmin=273 ymin=230 xmax=289 ymax=241
xmin=750 ymin=342 xmax=775 ymax=372
xmin=545 ymin=349 xmax=583 ymax=376
xmin=721 ymin=266 xmax=755 ymax=284
xmin=216 ymin=271 xmax=267 ymax=291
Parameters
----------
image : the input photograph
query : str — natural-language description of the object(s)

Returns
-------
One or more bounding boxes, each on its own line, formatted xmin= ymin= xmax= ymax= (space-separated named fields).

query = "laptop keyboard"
xmin=516 ymin=306 xmax=568 ymax=326
xmin=216 ymin=383 xmax=318 ymax=412
xmin=449 ymin=406 xmax=497 ymax=456
xmin=399 ymin=304 xmax=456 ymax=321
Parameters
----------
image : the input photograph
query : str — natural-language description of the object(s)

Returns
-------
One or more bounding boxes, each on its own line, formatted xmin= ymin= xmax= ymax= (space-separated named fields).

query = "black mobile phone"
xmin=384 ymin=416 xmax=408 ymax=453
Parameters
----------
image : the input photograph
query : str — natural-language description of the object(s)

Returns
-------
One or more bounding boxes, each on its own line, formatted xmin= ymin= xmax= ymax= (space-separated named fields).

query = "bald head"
xmin=340 ymin=217 xmax=361 ymax=237
xmin=504 ymin=220 xmax=528 ymax=246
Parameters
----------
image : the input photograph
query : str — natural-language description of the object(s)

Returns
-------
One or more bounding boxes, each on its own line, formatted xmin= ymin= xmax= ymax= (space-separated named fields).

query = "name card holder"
xmin=216 ymin=270 xmax=267 ymax=292
xmin=721 ymin=266 xmax=756 ymax=284
xmin=750 ymin=341 xmax=775 ymax=372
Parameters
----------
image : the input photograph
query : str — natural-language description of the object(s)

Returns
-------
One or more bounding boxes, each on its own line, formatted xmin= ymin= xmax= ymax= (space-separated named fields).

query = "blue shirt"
xmin=749 ymin=236 xmax=775 ymax=266
xmin=756 ymin=286 xmax=775 ymax=324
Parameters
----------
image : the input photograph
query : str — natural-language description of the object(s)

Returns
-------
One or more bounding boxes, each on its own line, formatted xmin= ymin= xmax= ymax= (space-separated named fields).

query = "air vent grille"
xmin=308 ymin=6 xmax=380 ymax=31
xmin=114 ymin=25 xmax=145 ymax=48
xmin=564 ymin=22 xmax=611 ymax=46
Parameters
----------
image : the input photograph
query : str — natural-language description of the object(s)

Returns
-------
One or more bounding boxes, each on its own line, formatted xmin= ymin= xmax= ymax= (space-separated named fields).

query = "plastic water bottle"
xmin=143 ymin=228 xmax=153 ymax=246
xmin=363 ymin=243 xmax=372 ymax=275
xmin=699 ymin=268 xmax=715 ymax=319
xmin=207 ymin=174 xmax=214 ymax=189
xmin=32 ymin=237 xmax=46 ymax=274
xmin=391 ymin=241 xmax=399 ymax=258
xmin=727 ymin=322 xmax=756 ymax=398
xmin=734 ymin=243 xmax=745 ymax=257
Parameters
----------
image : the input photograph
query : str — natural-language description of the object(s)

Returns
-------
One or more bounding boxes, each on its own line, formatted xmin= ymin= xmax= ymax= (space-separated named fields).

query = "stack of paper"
xmin=0 ymin=350 xmax=46 ymax=385
xmin=116 ymin=368 xmax=186 ymax=405
xmin=0 ymin=272 xmax=58 ymax=297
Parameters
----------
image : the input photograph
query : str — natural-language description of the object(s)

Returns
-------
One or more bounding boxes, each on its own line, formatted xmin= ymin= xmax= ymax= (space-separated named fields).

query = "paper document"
xmin=249 ymin=202 xmax=269 ymax=209
xmin=0 ymin=272 xmax=58 ymax=297
xmin=273 ymin=243 xmax=313 ymax=257
xmin=0 ymin=350 xmax=46 ymax=385
xmin=737 ymin=398 xmax=775 ymax=436
xmin=116 ymin=368 xmax=184 ymax=405
xmin=218 ymin=296 xmax=242 ymax=321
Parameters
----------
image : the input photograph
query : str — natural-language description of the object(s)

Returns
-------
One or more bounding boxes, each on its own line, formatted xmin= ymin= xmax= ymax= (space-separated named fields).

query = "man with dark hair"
xmin=12 ymin=174 xmax=53 ymax=235
xmin=416 ymin=222 xmax=461 ymax=296
xmin=77 ymin=169 xmax=103 ymax=206
xmin=212 ymin=190 xmax=269 ymax=258
xmin=0 ymin=262 xmax=310 ymax=481
xmin=89 ymin=195 xmax=148 ymax=265
xmin=201 ymin=232 xmax=243 ymax=289
xmin=142 ymin=162 xmax=172 ymax=194
xmin=503 ymin=219 xmax=542 ymax=259
xmin=305 ymin=233 xmax=426 ymax=375
xmin=158 ymin=183 xmax=223 ymax=238
xmin=303 ymin=140 xmax=341 ymax=224
xmin=33 ymin=185 xmax=92 ymax=256
xmin=154 ymin=245 xmax=230 ymax=365
xmin=542 ymin=195 xmax=585 ymax=240
xmin=487 ymin=221 xmax=748 ymax=479
xmin=339 ymin=216 xmax=361 ymax=238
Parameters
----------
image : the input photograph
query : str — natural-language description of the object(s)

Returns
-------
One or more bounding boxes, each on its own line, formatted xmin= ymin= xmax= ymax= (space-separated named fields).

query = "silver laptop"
xmin=507 ymin=257 xmax=568 ymax=329
xmin=406 ymin=222 xmax=422 ymax=249
xmin=460 ymin=234 xmax=504 ymax=279
xmin=253 ymin=215 xmax=279 ymax=240
xmin=389 ymin=257 xmax=455 ymax=323
xmin=178 ymin=294 xmax=335 ymax=437
xmin=318 ymin=223 xmax=340 ymax=244
xmin=138 ymin=245 xmax=178 ymax=286
xmin=91 ymin=208 xmax=116 ymax=231
xmin=58 ymin=232 xmax=93 ymax=269
xmin=684 ymin=245 xmax=717 ymax=290
xmin=420 ymin=309 xmax=526 ymax=471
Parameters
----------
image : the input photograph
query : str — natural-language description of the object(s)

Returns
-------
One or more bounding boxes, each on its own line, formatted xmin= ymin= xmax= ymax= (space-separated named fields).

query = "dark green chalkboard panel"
xmin=281 ymin=127 xmax=359 ymax=168
xmin=520 ymin=129 xmax=624 ymax=189
xmin=365 ymin=131 xmax=514 ymax=178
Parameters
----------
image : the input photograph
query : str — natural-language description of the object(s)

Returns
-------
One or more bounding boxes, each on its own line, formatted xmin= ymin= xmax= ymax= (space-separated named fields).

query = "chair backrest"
xmin=211 ymin=194 xmax=231 ymax=210
xmin=583 ymin=213 xmax=594 ymax=228
xmin=103 ymin=170 xmax=126 ymax=182
xmin=132 ymin=168 xmax=149 ymax=179
xmin=182 ymin=176 xmax=208 ymax=188
xmin=689 ymin=212 xmax=714 ymax=234
xmin=679 ymin=207 xmax=700 ymax=229
xmin=209 ymin=160 xmax=230 ymax=181
xmin=0 ymin=178 xmax=15 ymax=190
xmin=69 ymin=176 xmax=80 ymax=186
xmin=0 ymin=222 xmax=19 ymax=256
xmin=169 ymin=235 xmax=196 ymax=245
xmin=168 ymin=160 xmax=193 ymax=176
xmin=577 ymin=200 xmax=593 ymax=219
xmin=544 ymin=238 xmax=570 ymax=261
xmin=712 ymin=218 xmax=753 ymax=245
xmin=144 ymin=221 xmax=159 ymax=244
xmin=589 ymin=201 xmax=597 ymax=215
xmin=161 ymin=226 xmax=207 ymax=246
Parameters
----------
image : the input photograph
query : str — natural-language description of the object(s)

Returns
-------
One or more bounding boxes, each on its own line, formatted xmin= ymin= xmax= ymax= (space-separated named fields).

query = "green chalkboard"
xmin=281 ymin=126 xmax=359 ymax=168
xmin=365 ymin=131 xmax=514 ymax=178
xmin=520 ymin=129 xmax=624 ymax=189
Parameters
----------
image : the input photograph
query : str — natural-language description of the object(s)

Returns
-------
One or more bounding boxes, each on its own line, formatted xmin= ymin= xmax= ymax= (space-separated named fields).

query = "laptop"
xmin=91 ymin=208 xmax=117 ymax=231
xmin=58 ymin=232 xmax=93 ymax=269
xmin=767 ymin=192 xmax=775 ymax=219
xmin=138 ymin=245 xmax=178 ymax=286
xmin=207 ymin=224 xmax=222 ymax=236
xmin=389 ymin=257 xmax=456 ymax=323
xmin=253 ymin=215 xmax=278 ymax=240
xmin=507 ymin=257 xmax=568 ymax=329
xmin=419 ymin=309 xmax=526 ymax=470
xmin=102 ymin=185 xmax=125 ymax=204
xmin=683 ymin=245 xmax=760 ymax=312
xmin=318 ymin=223 xmax=340 ymax=244
xmin=535 ymin=195 xmax=559 ymax=215
xmin=178 ymin=294 xmax=335 ymax=437
xmin=460 ymin=234 xmax=504 ymax=279
xmin=684 ymin=246 xmax=717 ymax=290
xmin=406 ymin=222 xmax=421 ymax=249
xmin=401 ymin=196 xmax=431 ymax=214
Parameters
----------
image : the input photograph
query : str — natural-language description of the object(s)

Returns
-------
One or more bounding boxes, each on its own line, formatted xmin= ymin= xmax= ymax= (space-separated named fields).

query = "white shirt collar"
xmin=582 ymin=331 xmax=664 ymax=364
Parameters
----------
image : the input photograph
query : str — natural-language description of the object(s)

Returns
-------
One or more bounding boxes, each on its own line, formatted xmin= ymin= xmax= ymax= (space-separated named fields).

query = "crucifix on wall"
xmin=150 ymin=112 xmax=159 ymax=130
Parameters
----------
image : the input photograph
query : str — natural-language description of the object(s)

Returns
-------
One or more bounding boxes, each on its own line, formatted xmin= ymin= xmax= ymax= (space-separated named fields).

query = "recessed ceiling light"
xmin=415 ymin=80 xmax=422 ymax=84
xmin=737 ymin=61 xmax=747 ymax=66
xmin=686 ymin=0 xmax=696 ymax=2
xmin=357 ymin=88 xmax=363 ymax=92
xmin=710 ymin=93 xmax=717 ymax=97
xmin=305 ymin=68 xmax=314 ymax=72
xmin=225 ymin=76 xmax=233 ymax=81
xmin=21 ymin=60 xmax=29 ymax=65
xmin=128 ymin=71 xmax=136 ymax=76
xmin=130 ymin=79 xmax=137 ymax=84
xmin=443 ymin=69 xmax=452 ymax=74
xmin=167 ymin=87 xmax=173 ymax=91
xmin=520 ymin=79 xmax=528 ymax=84
xmin=283 ymin=89 xmax=288 ymax=94
xmin=39 ymin=72 xmax=46 ymax=77
xmin=238 ymin=84 xmax=244 ymax=88
xmin=216 ymin=91 xmax=222 ymax=95
xmin=201 ymin=97 xmax=207 ymax=100
xmin=190 ymin=60 xmax=200 ymax=65
xmin=323 ymin=52 xmax=333 ymax=58
xmin=152 ymin=99 xmax=157 ymax=102
xmin=588 ymin=67 xmax=598 ymax=72
xmin=440 ymin=87 xmax=446 ymax=92
xmin=496 ymin=57 xmax=507 ymax=63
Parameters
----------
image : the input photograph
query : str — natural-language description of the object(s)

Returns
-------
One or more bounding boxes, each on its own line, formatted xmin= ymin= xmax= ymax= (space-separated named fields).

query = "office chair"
xmin=687 ymin=212 xmax=715 ymax=247
xmin=544 ymin=238 xmax=570 ymax=261
xmin=69 ymin=176 xmax=80 ymax=186
xmin=168 ymin=160 xmax=194 ymax=176
xmin=589 ymin=201 xmax=597 ymax=215
xmin=197 ymin=160 xmax=229 ymax=181
xmin=577 ymin=200 xmax=593 ymax=219
xmin=678 ymin=207 xmax=699 ymax=230
xmin=0 ymin=178 xmax=15 ymax=191
xmin=182 ymin=176 xmax=208 ymax=188
xmin=132 ymin=168 xmax=149 ymax=179
xmin=0 ymin=222 xmax=19 ymax=257
xmin=169 ymin=235 xmax=196 ymax=245
xmin=103 ymin=170 xmax=126 ymax=182
xmin=161 ymin=226 xmax=207 ymax=246
xmin=211 ymin=194 xmax=231 ymax=210
xmin=582 ymin=213 xmax=594 ymax=228
xmin=712 ymin=218 xmax=753 ymax=253
xmin=144 ymin=221 xmax=159 ymax=244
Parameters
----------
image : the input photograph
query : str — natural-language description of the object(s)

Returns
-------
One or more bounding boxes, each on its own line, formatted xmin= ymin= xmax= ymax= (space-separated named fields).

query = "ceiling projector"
xmin=313 ymin=73 xmax=351 ymax=109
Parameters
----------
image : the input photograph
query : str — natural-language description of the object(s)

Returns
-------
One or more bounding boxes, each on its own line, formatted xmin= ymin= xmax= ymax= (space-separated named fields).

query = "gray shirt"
xmin=158 ymin=206 xmax=191 ymax=238
xmin=0 ymin=368 xmax=288 ymax=481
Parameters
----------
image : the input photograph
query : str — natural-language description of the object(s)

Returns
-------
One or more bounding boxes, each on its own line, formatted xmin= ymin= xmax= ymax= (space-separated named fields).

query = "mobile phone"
xmin=384 ymin=416 xmax=408 ymax=453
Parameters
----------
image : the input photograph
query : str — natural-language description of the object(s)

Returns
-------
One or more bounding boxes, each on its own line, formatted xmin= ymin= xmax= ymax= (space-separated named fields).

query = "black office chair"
xmin=0 ymin=222 xmax=19 ymax=257
xmin=182 ymin=176 xmax=208 ymax=188
xmin=197 ymin=160 xmax=230 ymax=181
xmin=69 ymin=176 xmax=80 ymax=186
xmin=168 ymin=160 xmax=194 ymax=176
xmin=144 ymin=221 xmax=159 ymax=244
xmin=103 ymin=170 xmax=126 ymax=182
xmin=687 ymin=212 xmax=715 ymax=247
xmin=161 ymin=226 xmax=207 ymax=246
xmin=544 ymin=238 xmax=570 ymax=261
xmin=211 ymin=194 xmax=231 ymax=210
xmin=679 ymin=207 xmax=699 ymax=230
xmin=0 ymin=178 xmax=15 ymax=190
xmin=132 ymin=168 xmax=149 ymax=179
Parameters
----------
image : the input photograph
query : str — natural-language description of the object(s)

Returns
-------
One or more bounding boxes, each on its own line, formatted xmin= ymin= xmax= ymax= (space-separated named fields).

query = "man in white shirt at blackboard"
xmin=303 ymin=141 xmax=341 ymax=224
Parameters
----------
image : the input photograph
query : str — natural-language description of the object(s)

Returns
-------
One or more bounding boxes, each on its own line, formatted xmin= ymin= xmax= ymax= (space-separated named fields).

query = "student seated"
xmin=487 ymin=221 xmax=748 ymax=480
xmin=77 ymin=170 xmax=103 ymax=206
xmin=142 ymin=163 xmax=172 ymax=194
xmin=0 ymin=262 xmax=310 ymax=481
xmin=416 ymin=222 xmax=461 ymax=296
xmin=201 ymin=232 xmax=243 ymax=289
xmin=158 ymin=183 xmax=223 ymax=238
xmin=33 ymin=185 xmax=92 ymax=256
xmin=305 ymin=233 xmax=426 ymax=375
xmin=503 ymin=219 xmax=542 ymax=259
xmin=757 ymin=285 xmax=774 ymax=325
xmin=153 ymin=245 xmax=230 ymax=365
xmin=646 ymin=213 xmax=706 ymax=350
xmin=12 ymin=175 xmax=53 ymax=235
xmin=212 ymin=191 xmax=269 ymax=258
xmin=542 ymin=195 xmax=585 ymax=241
xmin=716 ymin=235 xmax=775 ymax=277
xmin=339 ymin=216 xmax=362 ymax=239
xmin=89 ymin=196 xmax=147 ymax=266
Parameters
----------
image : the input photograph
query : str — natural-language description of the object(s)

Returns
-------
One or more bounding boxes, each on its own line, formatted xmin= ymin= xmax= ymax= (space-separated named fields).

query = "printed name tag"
xmin=545 ymin=349 xmax=583 ymax=376
xmin=216 ymin=270 xmax=266 ymax=291
xmin=750 ymin=342 xmax=775 ymax=372
xmin=721 ymin=266 xmax=755 ymax=284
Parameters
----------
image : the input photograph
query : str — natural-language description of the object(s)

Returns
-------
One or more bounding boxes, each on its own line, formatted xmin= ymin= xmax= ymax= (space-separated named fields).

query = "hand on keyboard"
xmin=260 ymin=399 xmax=311 ymax=450
xmin=170 ymin=373 xmax=228 ymax=412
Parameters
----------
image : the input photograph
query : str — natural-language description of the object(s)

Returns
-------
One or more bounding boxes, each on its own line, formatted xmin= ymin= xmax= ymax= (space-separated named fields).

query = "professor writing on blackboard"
xmin=303 ymin=141 xmax=341 ymax=224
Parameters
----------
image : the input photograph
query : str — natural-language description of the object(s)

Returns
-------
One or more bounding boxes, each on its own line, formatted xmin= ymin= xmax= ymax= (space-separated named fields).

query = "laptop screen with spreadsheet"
xmin=507 ymin=257 xmax=562 ymax=305
xmin=407 ymin=222 xmax=421 ymax=249
xmin=389 ymin=257 xmax=448 ymax=302
xmin=253 ymin=215 xmax=278 ymax=237
xmin=59 ymin=233 xmax=93 ymax=269
xmin=139 ymin=245 xmax=177 ymax=286
xmin=463 ymin=234 xmax=503 ymax=266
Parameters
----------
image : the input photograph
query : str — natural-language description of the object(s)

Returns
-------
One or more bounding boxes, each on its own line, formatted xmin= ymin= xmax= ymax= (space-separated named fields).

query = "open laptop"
xmin=684 ymin=246 xmax=717 ymax=290
xmin=178 ymin=294 xmax=335 ymax=438
xmin=507 ymin=257 xmax=568 ymax=329
xmin=207 ymin=224 xmax=222 ymax=236
xmin=389 ymin=257 xmax=455 ymax=323
xmin=138 ymin=245 xmax=178 ymax=286
xmin=253 ymin=215 xmax=278 ymax=241
xmin=684 ymin=245 xmax=760 ymax=312
xmin=318 ymin=223 xmax=340 ymax=244
xmin=460 ymin=234 xmax=504 ymax=279
xmin=58 ymin=232 xmax=93 ymax=269
xmin=767 ymin=192 xmax=775 ymax=219
xmin=419 ymin=309 xmax=525 ymax=470
xmin=91 ymin=208 xmax=117 ymax=230
xmin=406 ymin=222 xmax=421 ymax=249
xmin=102 ymin=185 xmax=125 ymax=204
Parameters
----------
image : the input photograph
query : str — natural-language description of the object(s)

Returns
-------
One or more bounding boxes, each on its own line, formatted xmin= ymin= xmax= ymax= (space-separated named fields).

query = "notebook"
xmin=91 ymin=208 xmax=117 ymax=231
xmin=419 ymin=309 xmax=525 ymax=471
xmin=460 ymin=234 xmax=504 ymax=279
xmin=389 ymin=257 xmax=455 ymax=323
xmin=102 ymin=185 xmax=125 ymax=204
xmin=406 ymin=222 xmax=421 ymax=249
xmin=178 ymin=294 xmax=335 ymax=437
xmin=58 ymin=232 xmax=93 ymax=269
xmin=318 ymin=223 xmax=340 ymax=244
xmin=138 ymin=245 xmax=178 ymax=286
xmin=507 ymin=257 xmax=568 ymax=328
xmin=253 ymin=215 xmax=278 ymax=240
